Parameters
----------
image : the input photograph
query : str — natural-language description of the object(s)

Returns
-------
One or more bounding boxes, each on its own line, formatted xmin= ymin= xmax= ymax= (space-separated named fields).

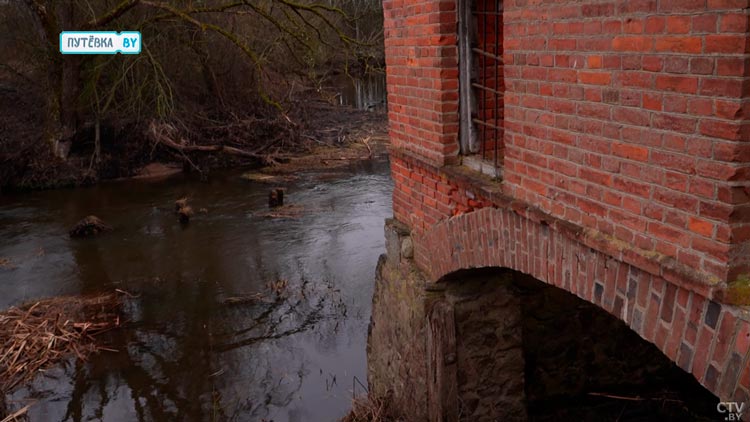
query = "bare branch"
xmin=83 ymin=0 xmax=141 ymax=29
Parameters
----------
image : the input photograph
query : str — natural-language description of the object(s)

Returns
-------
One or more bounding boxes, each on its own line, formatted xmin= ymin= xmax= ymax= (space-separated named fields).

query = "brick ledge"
xmin=389 ymin=147 xmax=745 ymax=305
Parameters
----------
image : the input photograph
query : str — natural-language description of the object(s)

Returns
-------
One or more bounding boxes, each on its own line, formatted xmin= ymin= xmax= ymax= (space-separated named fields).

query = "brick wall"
xmin=502 ymin=0 xmax=750 ymax=281
xmin=385 ymin=0 xmax=750 ymax=285
xmin=383 ymin=0 xmax=461 ymax=165
xmin=383 ymin=0 xmax=750 ymax=404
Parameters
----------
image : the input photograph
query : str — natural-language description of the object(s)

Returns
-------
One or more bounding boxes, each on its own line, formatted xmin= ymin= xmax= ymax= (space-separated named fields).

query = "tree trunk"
xmin=27 ymin=0 xmax=80 ymax=160
xmin=44 ymin=54 xmax=65 ymax=158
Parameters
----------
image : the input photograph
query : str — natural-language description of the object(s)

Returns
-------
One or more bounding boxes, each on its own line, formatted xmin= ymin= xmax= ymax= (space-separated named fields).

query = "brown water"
xmin=0 ymin=158 xmax=392 ymax=421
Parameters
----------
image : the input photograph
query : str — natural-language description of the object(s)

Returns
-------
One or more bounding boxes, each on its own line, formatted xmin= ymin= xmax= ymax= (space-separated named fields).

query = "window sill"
xmin=462 ymin=155 xmax=503 ymax=180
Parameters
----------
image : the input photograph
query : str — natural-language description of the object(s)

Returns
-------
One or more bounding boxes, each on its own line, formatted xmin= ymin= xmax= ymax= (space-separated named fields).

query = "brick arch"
xmin=414 ymin=207 xmax=750 ymax=403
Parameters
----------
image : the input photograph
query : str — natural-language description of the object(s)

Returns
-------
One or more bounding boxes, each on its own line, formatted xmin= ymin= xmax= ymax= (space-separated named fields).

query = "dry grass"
xmin=341 ymin=395 xmax=402 ymax=422
xmin=0 ymin=293 xmax=121 ymax=393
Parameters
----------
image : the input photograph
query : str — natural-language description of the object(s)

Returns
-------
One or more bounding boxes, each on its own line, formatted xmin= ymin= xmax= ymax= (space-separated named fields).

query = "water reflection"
xmin=0 ymin=159 xmax=392 ymax=421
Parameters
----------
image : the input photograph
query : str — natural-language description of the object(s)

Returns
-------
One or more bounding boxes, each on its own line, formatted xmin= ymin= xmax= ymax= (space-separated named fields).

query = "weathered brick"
xmin=384 ymin=0 xmax=750 ymax=404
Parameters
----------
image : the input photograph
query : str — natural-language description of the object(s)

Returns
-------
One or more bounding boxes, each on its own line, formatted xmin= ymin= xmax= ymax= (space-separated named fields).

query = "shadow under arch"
xmin=433 ymin=266 xmax=720 ymax=421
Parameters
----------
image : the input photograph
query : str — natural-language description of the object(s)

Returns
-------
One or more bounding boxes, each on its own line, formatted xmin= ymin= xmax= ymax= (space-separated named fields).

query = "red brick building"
xmin=371 ymin=0 xmax=750 ymax=419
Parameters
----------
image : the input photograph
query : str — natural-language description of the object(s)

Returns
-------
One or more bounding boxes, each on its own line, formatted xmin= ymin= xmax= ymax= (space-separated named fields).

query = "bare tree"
xmin=4 ymin=0 xmax=366 ymax=160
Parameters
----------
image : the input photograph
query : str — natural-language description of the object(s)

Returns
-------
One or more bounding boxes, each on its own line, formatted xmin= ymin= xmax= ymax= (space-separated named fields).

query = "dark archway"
xmin=416 ymin=207 xmax=748 ymax=405
xmin=435 ymin=267 xmax=720 ymax=421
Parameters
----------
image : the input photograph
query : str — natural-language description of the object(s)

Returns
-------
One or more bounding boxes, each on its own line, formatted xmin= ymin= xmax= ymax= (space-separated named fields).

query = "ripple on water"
xmin=0 ymin=160 xmax=393 ymax=422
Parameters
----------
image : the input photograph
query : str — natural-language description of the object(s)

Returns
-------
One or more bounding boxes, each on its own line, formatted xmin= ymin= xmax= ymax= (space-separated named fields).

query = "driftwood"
xmin=148 ymin=121 xmax=267 ymax=159
xmin=69 ymin=216 xmax=112 ymax=238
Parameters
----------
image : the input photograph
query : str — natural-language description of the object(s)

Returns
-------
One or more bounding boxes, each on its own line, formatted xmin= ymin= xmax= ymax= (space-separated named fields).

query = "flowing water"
xmin=0 ymin=158 xmax=393 ymax=421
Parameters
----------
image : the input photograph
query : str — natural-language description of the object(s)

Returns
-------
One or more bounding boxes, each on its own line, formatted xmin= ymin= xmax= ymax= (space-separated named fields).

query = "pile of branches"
xmin=147 ymin=99 xmax=385 ymax=171
xmin=0 ymin=293 xmax=121 ymax=393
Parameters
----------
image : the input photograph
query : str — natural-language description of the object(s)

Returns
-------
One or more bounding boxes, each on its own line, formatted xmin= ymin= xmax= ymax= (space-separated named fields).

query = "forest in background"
xmin=0 ymin=0 xmax=384 ymax=191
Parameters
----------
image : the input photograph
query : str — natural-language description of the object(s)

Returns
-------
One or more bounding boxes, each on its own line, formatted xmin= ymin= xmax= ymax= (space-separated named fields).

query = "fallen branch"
xmin=148 ymin=121 xmax=265 ymax=159
xmin=587 ymin=392 xmax=683 ymax=404
xmin=361 ymin=136 xmax=373 ymax=158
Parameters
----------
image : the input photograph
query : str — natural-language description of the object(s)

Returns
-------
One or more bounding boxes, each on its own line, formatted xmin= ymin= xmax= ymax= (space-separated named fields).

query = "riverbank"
xmin=0 ymin=92 xmax=387 ymax=193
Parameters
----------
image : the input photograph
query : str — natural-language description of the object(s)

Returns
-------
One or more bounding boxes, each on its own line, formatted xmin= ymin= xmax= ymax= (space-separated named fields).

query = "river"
xmin=0 ymin=158 xmax=392 ymax=421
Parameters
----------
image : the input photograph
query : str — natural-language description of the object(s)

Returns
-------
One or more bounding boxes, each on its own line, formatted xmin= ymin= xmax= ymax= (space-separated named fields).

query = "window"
xmin=458 ymin=0 xmax=504 ymax=174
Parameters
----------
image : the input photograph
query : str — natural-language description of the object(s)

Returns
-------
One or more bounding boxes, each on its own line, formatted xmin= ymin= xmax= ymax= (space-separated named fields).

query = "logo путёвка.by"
xmin=718 ymin=402 xmax=745 ymax=421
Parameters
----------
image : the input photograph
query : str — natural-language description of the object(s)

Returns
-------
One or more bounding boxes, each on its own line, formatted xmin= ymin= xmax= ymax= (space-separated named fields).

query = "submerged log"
xmin=69 ymin=216 xmax=112 ymax=238
xmin=269 ymin=188 xmax=284 ymax=208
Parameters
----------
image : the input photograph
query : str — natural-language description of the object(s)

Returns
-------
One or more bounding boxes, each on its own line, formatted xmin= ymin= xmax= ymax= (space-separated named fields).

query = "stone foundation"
xmin=369 ymin=219 xmax=527 ymax=421
xmin=368 ymin=219 xmax=722 ymax=421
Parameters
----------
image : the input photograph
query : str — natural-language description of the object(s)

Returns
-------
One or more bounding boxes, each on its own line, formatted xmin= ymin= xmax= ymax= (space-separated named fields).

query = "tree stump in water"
xmin=178 ymin=206 xmax=193 ymax=224
xmin=175 ymin=197 xmax=189 ymax=212
xmin=69 ymin=216 xmax=112 ymax=238
xmin=269 ymin=188 xmax=284 ymax=208
xmin=174 ymin=197 xmax=193 ymax=224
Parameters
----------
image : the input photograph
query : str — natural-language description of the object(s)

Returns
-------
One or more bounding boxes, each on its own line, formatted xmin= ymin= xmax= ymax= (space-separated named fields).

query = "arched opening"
xmin=434 ymin=267 xmax=720 ymax=421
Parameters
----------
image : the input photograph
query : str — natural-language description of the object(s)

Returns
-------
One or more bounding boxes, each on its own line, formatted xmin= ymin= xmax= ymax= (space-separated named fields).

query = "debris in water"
xmin=174 ymin=197 xmax=193 ymax=224
xmin=222 ymin=293 xmax=266 ymax=306
xmin=69 ymin=216 xmax=112 ymax=238
xmin=178 ymin=206 xmax=194 ymax=224
xmin=240 ymin=173 xmax=298 ymax=183
xmin=0 ymin=258 xmax=15 ymax=270
xmin=254 ymin=204 xmax=304 ymax=219
xmin=268 ymin=188 xmax=284 ymax=208
xmin=175 ymin=197 xmax=189 ymax=212
xmin=267 ymin=279 xmax=289 ymax=296
xmin=1 ymin=404 xmax=30 ymax=422
xmin=0 ymin=293 xmax=122 ymax=393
